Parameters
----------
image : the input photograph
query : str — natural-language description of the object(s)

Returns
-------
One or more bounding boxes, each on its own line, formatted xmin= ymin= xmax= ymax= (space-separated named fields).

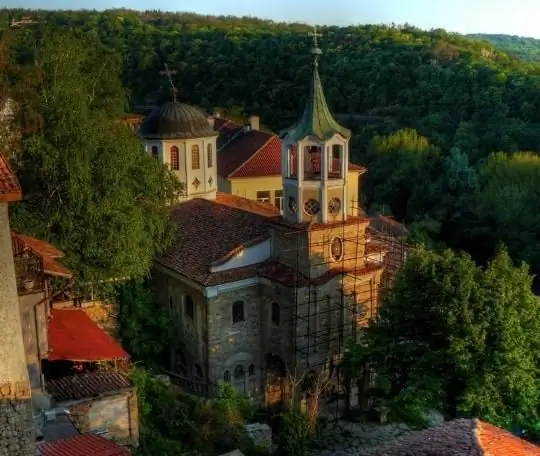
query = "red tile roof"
xmin=46 ymin=371 xmax=132 ymax=402
xmin=0 ymin=152 xmax=21 ymax=202
xmin=11 ymin=232 xmax=73 ymax=278
xmin=157 ymin=194 xmax=273 ymax=286
xmin=38 ymin=434 xmax=129 ymax=456
xmin=477 ymin=420 xmax=540 ymax=456
xmin=48 ymin=309 xmax=129 ymax=361
xmin=361 ymin=418 xmax=540 ymax=456
xmin=216 ymin=121 xmax=366 ymax=179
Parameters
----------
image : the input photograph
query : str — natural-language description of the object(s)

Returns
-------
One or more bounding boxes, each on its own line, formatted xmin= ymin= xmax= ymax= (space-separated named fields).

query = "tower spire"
xmin=159 ymin=63 xmax=178 ymax=103
xmin=308 ymin=25 xmax=323 ymax=67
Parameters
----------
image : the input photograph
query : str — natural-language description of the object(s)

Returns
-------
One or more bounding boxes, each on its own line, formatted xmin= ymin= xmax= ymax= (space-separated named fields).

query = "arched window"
xmin=194 ymin=364 xmax=203 ymax=379
xmin=224 ymin=370 xmax=231 ymax=382
xmin=191 ymin=145 xmax=200 ymax=170
xmin=170 ymin=146 xmax=179 ymax=170
xmin=185 ymin=295 xmax=194 ymax=320
xmin=272 ymin=302 xmax=280 ymax=326
xmin=232 ymin=300 xmax=245 ymax=323
xmin=248 ymin=364 xmax=256 ymax=377
xmin=207 ymin=143 xmax=213 ymax=167
xmin=234 ymin=365 xmax=245 ymax=380
xmin=151 ymin=145 xmax=159 ymax=159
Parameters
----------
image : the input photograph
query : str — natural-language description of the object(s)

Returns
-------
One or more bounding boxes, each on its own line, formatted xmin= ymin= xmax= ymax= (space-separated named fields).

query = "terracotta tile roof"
xmin=216 ymin=122 xmax=367 ymax=180
xmin=48 ymin=308 xmax=129 ymax=362
xmin=361 ymin=418 xmax=540 ymax=456
xmin=259 ymin=259 xmax=383 ymax=287
xmin=0 ymin=152 xmax=21 ymax=202
xmin=266 ymin=214 xmax=370 ymax=232
xmin=157 ymin=194 xmax=272 ymax=286
xmin=38 ymin=434 xmax=129 ymax=456
xmin=216 ymin=192 xmax=280 ymax=217
xmin=11 ymin=232 xmax=73 ymax=278
xmin=369 ymin=213 xmax=409 ymax=238
xmin=477 ymin=419 xmax=540 ymax=456
xmin=46 ymin=371 xmax=132 ymax=402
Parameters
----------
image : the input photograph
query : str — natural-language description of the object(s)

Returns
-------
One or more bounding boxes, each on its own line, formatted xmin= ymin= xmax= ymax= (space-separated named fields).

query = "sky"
xmin=5 ymin=0 xmax=540 ymax=39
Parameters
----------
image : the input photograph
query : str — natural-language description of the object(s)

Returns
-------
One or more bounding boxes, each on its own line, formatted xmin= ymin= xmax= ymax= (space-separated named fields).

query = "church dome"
xmin=140 ymin=101 xmax=218 ymax=140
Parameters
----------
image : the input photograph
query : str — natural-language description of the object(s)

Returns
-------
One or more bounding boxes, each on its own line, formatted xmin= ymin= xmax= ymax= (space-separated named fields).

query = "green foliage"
xmin=276 ymin=407 xmax=313 ymax=456
xmin=132 ymin=368 xmax=261 ymax=456
xmin=468 ymin=34 xmax=540 ymax=62
xmin=346 ymin=247 xmax=540 ymax=430
xmin=6 ymin=28 xmax=180 ymax=289
xmin=116 ymin=279 xmax=172 ymax=366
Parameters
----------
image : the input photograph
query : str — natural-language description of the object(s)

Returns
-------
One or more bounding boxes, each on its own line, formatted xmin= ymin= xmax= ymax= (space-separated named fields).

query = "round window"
xmin=328 ymin=198 xmax=342 ymax=215
xmin=303 ymin=198 xmax=321 ymax=216
xmin=288 ymin=197 xmax=298 ymax=213
xmin=331 ymin=237 xmax=344 ymax=261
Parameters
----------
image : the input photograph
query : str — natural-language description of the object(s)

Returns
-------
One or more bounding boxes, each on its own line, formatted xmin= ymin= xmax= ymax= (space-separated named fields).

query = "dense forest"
xmin=469 ymin=33 xmax=540 ymax=62
xmin=3 ymin=8 xmax=540 ymax=453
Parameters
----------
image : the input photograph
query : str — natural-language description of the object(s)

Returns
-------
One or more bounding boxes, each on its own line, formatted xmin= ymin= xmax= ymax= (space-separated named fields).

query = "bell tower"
xmin=281 ymin=27 xmax=352 ymax=225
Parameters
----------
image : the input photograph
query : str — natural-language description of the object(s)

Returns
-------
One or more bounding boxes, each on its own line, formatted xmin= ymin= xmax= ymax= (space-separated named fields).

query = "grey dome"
xmin=140 ymin=102 xmax=218 ymax=140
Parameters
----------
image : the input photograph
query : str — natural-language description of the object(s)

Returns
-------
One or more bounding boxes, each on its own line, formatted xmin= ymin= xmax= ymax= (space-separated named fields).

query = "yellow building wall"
xmin=224 ymin=172 xmax=361 ymax=215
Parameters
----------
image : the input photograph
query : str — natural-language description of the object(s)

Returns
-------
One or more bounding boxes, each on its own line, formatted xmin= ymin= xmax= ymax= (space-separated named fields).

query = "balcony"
xmin=12 ymin=237 xmax=45 ymax=295
xmin=286 ymin=145 xmax=345 ymax=181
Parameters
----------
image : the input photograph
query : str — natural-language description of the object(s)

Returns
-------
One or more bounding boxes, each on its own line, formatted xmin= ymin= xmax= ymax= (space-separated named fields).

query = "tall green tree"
xmin=9 ymin=29 xmax=180 ymax=287
xmin=346 ymin=247 xmax=540 ymax=429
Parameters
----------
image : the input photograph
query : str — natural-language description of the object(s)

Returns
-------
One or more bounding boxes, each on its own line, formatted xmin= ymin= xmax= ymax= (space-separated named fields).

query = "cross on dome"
xmin=159 ymin=63 xmax=178 ymax=102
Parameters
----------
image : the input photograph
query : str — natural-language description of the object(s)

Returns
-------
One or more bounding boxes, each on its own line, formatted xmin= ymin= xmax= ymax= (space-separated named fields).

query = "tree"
xmin=475 ymin=151 xmax=540 ymax=274
xmin=8 ymin=29 xmax=180 ymax=288
xmin=346 ymin=247 xmax=540 ymax=429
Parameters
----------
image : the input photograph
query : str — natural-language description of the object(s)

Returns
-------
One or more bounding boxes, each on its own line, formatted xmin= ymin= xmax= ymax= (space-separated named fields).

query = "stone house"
xmin=142 ymin=37 xmax=390 ymax=404
xmin=0 ymin=151 xmax=136 ymax=455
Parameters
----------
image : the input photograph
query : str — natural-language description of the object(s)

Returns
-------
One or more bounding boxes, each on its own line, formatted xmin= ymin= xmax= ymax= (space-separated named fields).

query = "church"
xmin=138 ymin=32 xmax=390 ymax=403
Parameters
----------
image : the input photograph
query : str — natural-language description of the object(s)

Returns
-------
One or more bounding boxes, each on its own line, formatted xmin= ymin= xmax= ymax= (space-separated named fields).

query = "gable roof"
xmin=157 ymin=193 xmax=275 ymax=286
xmin=46 ymin=371 xmax=132 ymax=402
xmin=48 ymin=308 xmax=129 ymax=362
xmin=215 ymin=119 xmax=366 ymax=180
xmin=38 ymin=434 xmax=129 ymax=456
xmin=361 ymin=418 xmax=540 ymax=456
xmin=11 ymin=232 xmax=73 ymax=278
xmin=0 ymin=152 xmax=21 ymax=202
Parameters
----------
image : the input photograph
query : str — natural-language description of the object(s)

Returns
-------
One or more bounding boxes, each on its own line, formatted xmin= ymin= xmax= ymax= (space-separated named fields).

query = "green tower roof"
xmin=283 ymin=28 xmax=351 ymax=143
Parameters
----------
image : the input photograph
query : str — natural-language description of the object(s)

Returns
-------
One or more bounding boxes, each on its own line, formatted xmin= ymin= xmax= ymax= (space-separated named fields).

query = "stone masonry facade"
xmin=156 ymin=217 xmax=384 ymax=401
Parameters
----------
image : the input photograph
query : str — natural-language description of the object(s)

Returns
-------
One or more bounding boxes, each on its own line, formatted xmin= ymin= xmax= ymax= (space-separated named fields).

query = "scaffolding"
xmin=265 ymin=200 xmax=410 ymax=410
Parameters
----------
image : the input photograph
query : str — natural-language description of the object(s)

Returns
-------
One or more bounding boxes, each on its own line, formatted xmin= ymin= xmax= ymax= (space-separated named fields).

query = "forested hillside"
xmin=468 ymin=33 xmax=540 ymax=62
xmin=2 ymin=8 xmax=540 ymax=282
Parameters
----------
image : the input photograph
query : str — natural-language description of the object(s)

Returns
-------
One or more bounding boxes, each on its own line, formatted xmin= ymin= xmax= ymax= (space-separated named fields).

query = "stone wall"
xmin=0 ymin=397 xmax=35 ymax=456
xmin=0 ymin=203 xmax=36 ymax=455
xmin=207 ymin=285 xmax=262 ymax=397
xmin=152 ymin=267 xmax=208 ymax=378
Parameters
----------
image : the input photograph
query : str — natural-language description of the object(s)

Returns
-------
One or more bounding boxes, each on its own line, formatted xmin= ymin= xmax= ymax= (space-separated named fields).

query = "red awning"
xmin=38 ymin=434 xmax=129 ymax=456
xmin=48 ymin=309 xmax=129 ymax=362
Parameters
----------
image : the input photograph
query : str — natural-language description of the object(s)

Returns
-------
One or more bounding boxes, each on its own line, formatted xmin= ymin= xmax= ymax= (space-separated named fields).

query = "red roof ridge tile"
xmin=227 ymin=133 xmax=278 ymax=178
xmin=0 ymin=152 xmax=22 ymax=202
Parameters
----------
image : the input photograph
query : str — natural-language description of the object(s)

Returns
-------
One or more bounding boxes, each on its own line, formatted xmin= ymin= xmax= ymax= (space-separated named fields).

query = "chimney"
xmin=207 ymin=116 xmax=215 ymax=129
xmin=249 ymin=115 xmax=260 ymax=131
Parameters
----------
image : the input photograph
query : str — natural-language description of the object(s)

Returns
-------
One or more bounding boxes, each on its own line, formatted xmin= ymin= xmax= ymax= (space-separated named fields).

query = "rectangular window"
xmin=256 ymin=191 xmax=270 ymax=203
xmin=191 ymin=145 xmax=200 ymax=170
xmin=274 ymin=190 xmax=283 ymax=213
